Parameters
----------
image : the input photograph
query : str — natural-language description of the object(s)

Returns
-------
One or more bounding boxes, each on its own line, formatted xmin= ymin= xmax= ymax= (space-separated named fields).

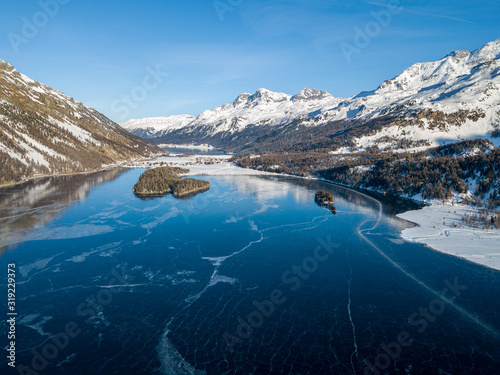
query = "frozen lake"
xmin=0 ymin=169 xmax=499 ymax=374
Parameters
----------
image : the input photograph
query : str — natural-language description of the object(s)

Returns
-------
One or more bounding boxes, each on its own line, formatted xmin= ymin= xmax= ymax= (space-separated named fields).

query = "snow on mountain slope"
xmin=349 ymin=39 xmax=500 ymax=116
xmin=122 ymin=38 xmax=500 ymax=152
xmin=121 ymin=115 xmax=196 ymax=139
xmin=340 ymin=41 xmax=500 ymax=151
xmin=121 ymin=87 xmax=342 ymax=140
xmin=189 ymin=88 xmax=340 ymax=135
xmin=0 ymin=60 xmax=162 ymax=185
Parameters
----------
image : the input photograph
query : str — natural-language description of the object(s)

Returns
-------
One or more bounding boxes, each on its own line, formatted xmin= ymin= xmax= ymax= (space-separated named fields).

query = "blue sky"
xmin=1 ymin=0 xmax=499 ymax=123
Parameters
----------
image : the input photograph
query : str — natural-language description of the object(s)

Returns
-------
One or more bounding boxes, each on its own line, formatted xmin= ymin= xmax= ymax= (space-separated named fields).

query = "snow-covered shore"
xmin=159 ymin=143 xmax=218 ymax=151
xmin=397 ymin=203 xmax=500 ymax=271
xmin=128 ymin=154 xmax=273 ymax=176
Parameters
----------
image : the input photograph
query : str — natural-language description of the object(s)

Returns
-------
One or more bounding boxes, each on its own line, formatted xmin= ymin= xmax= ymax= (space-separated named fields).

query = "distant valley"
xmin=1 ymin=39 xmax=499 ymax=216
xmin=122 ymin=38 xmax=500 ymax=218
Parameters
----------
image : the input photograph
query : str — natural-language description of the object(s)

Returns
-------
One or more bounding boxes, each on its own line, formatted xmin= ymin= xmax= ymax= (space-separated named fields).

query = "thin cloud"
xmin=150 ymin=43 xmax=294 ymax=86
xmin=367 ymin=1 xmax=474 ymax=24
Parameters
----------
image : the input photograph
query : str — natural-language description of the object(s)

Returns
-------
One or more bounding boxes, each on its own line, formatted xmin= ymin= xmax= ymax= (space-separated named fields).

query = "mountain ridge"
xmin=121 ymin=38 xmax=500 ymax=153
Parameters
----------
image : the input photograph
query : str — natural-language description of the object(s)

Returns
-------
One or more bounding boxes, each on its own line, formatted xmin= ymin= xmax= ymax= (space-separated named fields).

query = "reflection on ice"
xmin=213 ymin=174 xmax=392 ymax=218
xmin=216 ymin=175 xmax=315 ymax=204
xmin=0 ymin=169 xmax=125 ymax=252
xmin=223 ymin=204 xmax=279 ymax=224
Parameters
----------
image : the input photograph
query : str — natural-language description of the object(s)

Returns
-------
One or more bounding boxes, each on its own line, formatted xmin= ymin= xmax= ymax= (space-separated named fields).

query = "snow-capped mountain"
xmin=122 ymin=87 xmax=341 ymax=145
xmin=122 ymin=38 xmax=500 ymax=153
xmin=0 ymin=61 xmax=161 ymax=185
xmin=121 ymin=115 xmax=196 ymax=139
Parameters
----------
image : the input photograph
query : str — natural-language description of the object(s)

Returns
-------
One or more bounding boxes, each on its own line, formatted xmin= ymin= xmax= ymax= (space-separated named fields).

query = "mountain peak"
xmin=247 ymin=88 xmax=291 ymax=105
xmin=446 ymin=49 xmax=470 ymax=60
xmin=292 ymin=88 xmax=333 ymax=102
xmin=468 ymin=38 xmax=500 ymax=66
xmin=233 ymin=93 xmax=252 ymax=106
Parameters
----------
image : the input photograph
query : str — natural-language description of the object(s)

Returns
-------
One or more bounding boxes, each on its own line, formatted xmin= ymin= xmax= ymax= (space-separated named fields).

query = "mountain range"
xmin=121 ymin=38 xmax=500 ymax=153
xmin=0 ymin=60 xmax=162 ymax=186
xmin=1 ymin=38 xmax=499 ymax=204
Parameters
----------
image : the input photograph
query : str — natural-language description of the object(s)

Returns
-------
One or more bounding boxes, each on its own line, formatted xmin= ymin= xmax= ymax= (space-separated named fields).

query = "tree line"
xmin=233 ymin=139 xmax=500 ymax=208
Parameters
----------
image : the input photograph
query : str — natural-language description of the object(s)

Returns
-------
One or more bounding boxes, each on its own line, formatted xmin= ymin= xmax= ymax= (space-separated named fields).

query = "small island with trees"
xmin=315 ymin=190 xmax=337 ymax=214
xmin=133 ymin=166 xmax=210 ymax=198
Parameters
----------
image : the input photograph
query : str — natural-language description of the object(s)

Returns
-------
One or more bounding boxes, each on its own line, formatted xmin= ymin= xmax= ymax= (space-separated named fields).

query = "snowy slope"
xmin=122 ymin=38 xmax=500 ymax=152
xmin=121 ymin=115 xmax=196 ymax=139
xmin=122 ymin=88 xmax=341 ymax=139
xmin=0 ymin=60 xmax=161 ymax=185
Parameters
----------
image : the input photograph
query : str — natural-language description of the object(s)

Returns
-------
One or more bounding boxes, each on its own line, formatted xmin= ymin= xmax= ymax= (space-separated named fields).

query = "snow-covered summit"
xmin=292 ymin=88 xmax=333 ymax=102
xmin=232 ymin=93 xmax=252 ymax=106
xmin=467 ymin=38 xmax=500 ymax=66
xmin=247 ymin=88 xmax=291 ymax=105
xmin=374 ymin=38 xmax=500 ymax=97
xmin=122 ymin=87 xmax=342 ymax=139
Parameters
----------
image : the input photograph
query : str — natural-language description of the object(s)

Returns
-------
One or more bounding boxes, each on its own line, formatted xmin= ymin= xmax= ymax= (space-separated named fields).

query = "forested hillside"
xmin=234 ymin=139 xmax=500 ymax=209
xmin=0 ymin=60 xmax=162 ymax=185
